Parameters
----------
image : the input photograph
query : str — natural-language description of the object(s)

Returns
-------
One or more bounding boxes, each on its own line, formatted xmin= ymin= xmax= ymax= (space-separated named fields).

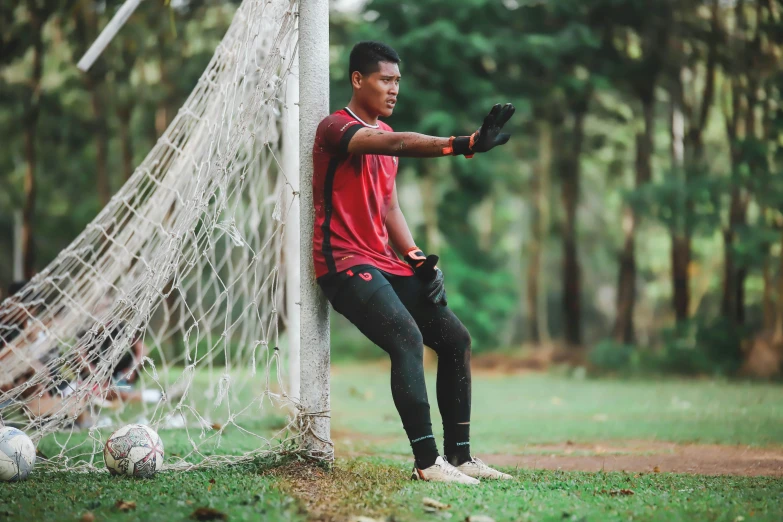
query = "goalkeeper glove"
xmin=404 ymin=247 xmax=447 ymax=306
xmin=443 ymin=103 xmax=516 ymax=158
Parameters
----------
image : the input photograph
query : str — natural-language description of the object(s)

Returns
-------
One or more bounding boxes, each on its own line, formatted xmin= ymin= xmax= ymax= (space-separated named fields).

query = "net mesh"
xmin=0 ymin=0 xmax=312 ymax=471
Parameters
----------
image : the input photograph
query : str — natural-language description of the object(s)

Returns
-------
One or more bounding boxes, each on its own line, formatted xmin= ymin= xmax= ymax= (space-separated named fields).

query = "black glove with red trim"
xmin=404 ymin=247 xmax=447 ymax=306
xmin=444 ymin=103 xmax=515 ymax=158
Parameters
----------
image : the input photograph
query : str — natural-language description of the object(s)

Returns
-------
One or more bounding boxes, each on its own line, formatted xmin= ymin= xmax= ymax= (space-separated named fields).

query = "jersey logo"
xmin=393 ymin=157 xmax=398 ymax=166
xmin=359 ymin=272 xmax=373 ymax=281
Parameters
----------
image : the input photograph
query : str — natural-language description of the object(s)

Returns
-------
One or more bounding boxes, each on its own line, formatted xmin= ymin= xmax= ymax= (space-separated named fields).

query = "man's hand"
xmin=404 ymin=247 xmax=447 ymax=306
xmin=447 ymin=103 xmax=516 ymax=157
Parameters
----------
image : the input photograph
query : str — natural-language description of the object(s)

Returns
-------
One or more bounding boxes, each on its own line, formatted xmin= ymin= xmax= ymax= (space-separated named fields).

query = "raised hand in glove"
xmin=443 ymin=103 xmax=516 ymax=158
xmin=404 ymin=247 xmax=447 ymax=306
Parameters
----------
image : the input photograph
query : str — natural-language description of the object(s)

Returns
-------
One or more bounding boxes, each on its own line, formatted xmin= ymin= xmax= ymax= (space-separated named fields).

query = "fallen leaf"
xmin=190 ymin=507 xmax=228 ymax=521
xmin=115 ymin=500 xmax=136 ymax=511
xmin=423 ymin=497 xmax=451 ymax=510
xmin=81 ymin=513 xmax=95 ymax=522
xmin=466 ymin=516 xmax=496 ymax=522
xmin=653 ymin=466 xmax=661 ymax=473
xmin=211 ymin=423 xmax=222 ymax=431
xmin=599 ymin=489 xmax=634 ymax=496
xmin=209 ymin=478 xmax=216 ymax=484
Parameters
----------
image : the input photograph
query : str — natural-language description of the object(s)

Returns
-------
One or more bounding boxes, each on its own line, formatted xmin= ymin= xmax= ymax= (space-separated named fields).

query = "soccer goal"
xmin=0 ymin=0 xmax=331 ymax=471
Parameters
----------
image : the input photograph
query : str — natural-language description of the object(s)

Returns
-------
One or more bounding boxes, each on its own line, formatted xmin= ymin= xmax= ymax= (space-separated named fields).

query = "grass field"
xmin=1 ymin=362 xmax=782 ymax=521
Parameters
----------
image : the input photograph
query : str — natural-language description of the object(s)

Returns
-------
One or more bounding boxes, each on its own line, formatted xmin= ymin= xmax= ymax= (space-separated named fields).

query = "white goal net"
xmin=0 ymin=0 xmax=313 ymax=471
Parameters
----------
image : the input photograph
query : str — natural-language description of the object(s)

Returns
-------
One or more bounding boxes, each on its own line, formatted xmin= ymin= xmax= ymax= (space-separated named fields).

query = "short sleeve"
xmin=317 ymin=113 xmax=364 ymax=155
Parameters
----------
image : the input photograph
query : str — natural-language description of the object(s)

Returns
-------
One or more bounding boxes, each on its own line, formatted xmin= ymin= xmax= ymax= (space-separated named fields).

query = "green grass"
xmin=387 ymin=461 xmax=783 ymax=522
xmin=2 ymin=364 xmax=782 ymax=521
xmin=331 ymin=363 xmax=783 ymax=456
xmin=0 ymin=463 xmax=305 ymax=521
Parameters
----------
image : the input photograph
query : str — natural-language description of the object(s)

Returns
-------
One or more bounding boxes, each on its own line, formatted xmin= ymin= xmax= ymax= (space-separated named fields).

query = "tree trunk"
xmin=118 ymin=106 xmax=134 ymax=181
xmin=89 ymin=77 xmax=110 ymax=206
xmin=561 ymin=109 xmax=585 ymax=346
xmin=22 ymin=2 xmax=44 ymax=280
xmin=22 ymin=115 xmax=38 ymax=280
xmin=614 ymin=99 xmax=654 ymax=344
xmin=774 ymin=227 xmax=783 ymax=343
xmin=526 ymin=118 xmax=552 ymax=345
xmin=671 ymin=234 xmax=690 ymax=321
xmin=669 ymin=4 xmax=717 ymax=323
xmin=670 ymin=93 xmax=690 ymax=322
xmin=721 ymin=184 xmax=748 ymax=325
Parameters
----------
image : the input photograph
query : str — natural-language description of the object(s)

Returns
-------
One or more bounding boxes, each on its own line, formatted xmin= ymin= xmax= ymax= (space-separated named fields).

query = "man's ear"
xmin=351 ymin=71 xmax=363 ymax=90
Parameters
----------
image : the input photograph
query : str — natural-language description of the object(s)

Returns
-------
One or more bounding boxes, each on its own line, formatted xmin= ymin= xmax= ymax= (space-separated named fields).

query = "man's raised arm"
xmin=347 ymin=103 xmax=516 ymax=158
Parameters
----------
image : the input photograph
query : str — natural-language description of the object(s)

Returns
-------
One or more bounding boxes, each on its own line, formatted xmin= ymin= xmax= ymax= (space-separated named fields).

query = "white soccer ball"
xmin=0 ymin=427 xmax=36 ymax=481
xmin=103 ymin=424 xmax=164 ymax=477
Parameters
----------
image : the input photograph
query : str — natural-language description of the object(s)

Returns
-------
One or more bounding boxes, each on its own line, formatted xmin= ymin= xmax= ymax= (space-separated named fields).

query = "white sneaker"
xmin=455 ymin=456 xmax=513 ymax=480
xmin=411 ymin=456 xmax=480 ymax=485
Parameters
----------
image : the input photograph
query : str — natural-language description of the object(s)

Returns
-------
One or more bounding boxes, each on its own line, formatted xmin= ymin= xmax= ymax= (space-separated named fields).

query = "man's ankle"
xmin=415 ymin=454 xmax=438 ymax=470
xmin=446 ymin=453 xmax=471 ymax=467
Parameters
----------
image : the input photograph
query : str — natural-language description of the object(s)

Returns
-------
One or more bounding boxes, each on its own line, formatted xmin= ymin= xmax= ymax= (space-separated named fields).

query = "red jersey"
xmin=312 ymin=108 xmax=414 ymax=279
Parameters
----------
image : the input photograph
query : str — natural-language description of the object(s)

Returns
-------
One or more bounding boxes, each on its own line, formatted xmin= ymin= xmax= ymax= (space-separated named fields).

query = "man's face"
xmin=354 ymin=61 xmax=401 ymax=118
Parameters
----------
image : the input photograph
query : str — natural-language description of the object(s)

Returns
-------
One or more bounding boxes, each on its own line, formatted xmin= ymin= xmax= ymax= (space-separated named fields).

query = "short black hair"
xmin=348 ymin=41 xmax=400 ymax=81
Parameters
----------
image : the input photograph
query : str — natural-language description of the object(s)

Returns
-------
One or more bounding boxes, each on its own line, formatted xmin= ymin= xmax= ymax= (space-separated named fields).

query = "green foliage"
xmin=590 ymin=318 xmax=750 ymax=377
xmin=588 ymin=339 xmax=636 ymax=374
xmin=654 ymin=318 xmax=747 ymax=377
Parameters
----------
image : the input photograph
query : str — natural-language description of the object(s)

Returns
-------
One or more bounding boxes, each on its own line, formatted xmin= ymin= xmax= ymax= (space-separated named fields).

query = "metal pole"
xmin=283 ymin=47 xmax=301 ymax=402
xmin=77 ymin=0 xmax=144 ymax=72
xmin=298 ymin=0 xmax=332 ymax=460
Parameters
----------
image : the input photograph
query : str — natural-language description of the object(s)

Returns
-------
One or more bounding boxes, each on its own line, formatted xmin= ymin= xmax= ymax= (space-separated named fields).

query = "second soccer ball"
xmin=103 ymin=424 xmax=164 ymax=477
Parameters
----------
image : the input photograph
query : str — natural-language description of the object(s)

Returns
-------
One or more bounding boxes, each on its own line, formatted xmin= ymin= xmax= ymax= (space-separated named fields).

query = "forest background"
xmin=2 ymin=0 xmax=782 ymax=378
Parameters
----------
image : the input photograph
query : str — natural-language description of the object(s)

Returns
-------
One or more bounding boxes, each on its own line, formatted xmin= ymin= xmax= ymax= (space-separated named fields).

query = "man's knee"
xmin=400 ymin=330 xmax=425 ymax=363
xmin=457 ymin=326 xmax=472 ymax=360
xmin=445 ymin=324 xmax=472 ymax=364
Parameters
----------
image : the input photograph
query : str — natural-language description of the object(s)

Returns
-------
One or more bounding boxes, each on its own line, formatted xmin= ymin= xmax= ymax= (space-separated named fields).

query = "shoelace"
xmin=432 ymin=460 xmax=464 ymax=478
xmin=471 ymin=457 xmax=486 ymax=467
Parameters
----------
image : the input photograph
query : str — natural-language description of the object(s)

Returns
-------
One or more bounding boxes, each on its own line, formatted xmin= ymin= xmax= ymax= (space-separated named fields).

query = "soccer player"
xmin=312 ymin=41 xmax=515 ymax=484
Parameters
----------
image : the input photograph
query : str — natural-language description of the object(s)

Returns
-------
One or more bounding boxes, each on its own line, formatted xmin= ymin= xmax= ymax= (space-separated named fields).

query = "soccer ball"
xmin=103 ymin=424 xmax=164 ymax=477
xmin=0 ymin=427 xmax=36 ymax=481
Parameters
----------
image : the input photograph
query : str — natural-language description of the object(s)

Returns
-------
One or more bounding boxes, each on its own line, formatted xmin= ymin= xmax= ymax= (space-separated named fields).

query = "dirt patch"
xmin=334 ymin=437 xmax=783 ymax=477
xmin=471 ymin=345 xmax=585 ymax=375
xmin=478 ymin=442 xmax=783 ymax=477
xmin=264 ymin=461 xmax=340 ymax=521
xmin=266 ymin=458 xmax=407 ymax=522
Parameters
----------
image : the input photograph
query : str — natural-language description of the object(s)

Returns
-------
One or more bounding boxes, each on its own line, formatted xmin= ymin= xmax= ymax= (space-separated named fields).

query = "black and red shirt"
xmin=312 ymin=108 xmax=413 ymax=280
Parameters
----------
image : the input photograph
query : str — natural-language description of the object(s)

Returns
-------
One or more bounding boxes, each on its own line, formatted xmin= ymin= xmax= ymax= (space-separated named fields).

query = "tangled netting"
xmin=0 ymin=0 xmax=322 ymax=471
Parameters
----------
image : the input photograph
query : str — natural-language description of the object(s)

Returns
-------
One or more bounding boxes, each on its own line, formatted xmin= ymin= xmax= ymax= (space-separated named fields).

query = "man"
xmin=312 ymin=41 xmax=515 ymax=485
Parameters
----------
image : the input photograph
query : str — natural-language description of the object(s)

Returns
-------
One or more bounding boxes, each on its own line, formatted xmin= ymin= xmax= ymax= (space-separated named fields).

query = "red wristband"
xmin=441 ymin=136 xmax=456 ymax=156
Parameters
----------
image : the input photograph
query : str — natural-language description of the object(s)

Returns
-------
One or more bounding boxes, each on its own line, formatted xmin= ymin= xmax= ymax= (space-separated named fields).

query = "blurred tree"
xmin=602 ymin=0 xmax=672 ymax=345
xmin=1 ymin=1 xmax=53 ymax=279
xmin=667 ymin=0 xmax=720 ymax=323
xmin=79 ymin=2 xmax=113 ymax=206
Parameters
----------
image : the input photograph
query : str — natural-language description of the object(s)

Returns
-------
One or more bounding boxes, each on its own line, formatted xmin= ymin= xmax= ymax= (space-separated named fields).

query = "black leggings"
xmin=322 ymin=266 xmax=472 ymax=463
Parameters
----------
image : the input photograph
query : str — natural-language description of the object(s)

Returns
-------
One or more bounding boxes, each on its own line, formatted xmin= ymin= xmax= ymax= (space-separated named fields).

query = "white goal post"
xmin=298 ymin=0 xmax=331 ymax=459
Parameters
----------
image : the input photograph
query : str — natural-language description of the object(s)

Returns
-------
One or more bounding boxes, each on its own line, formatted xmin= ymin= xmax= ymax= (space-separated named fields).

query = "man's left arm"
xmin=385 ymin=182 xmax=447 ymax=305
xmin=386 ymin=182 xmax=415 ymax=256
